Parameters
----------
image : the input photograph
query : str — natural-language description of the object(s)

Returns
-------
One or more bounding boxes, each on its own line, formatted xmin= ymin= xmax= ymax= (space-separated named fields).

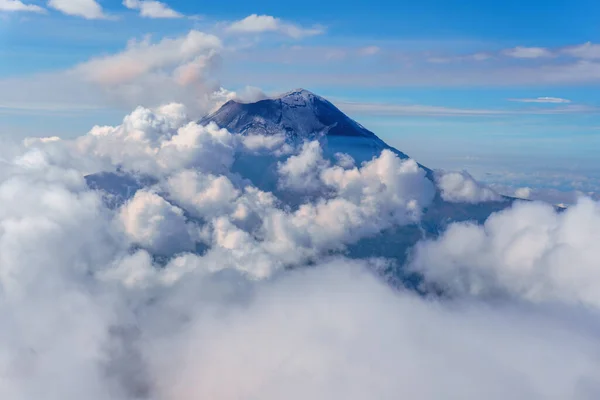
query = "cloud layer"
xmin=2 ymin=101 xmax=600 ymax=399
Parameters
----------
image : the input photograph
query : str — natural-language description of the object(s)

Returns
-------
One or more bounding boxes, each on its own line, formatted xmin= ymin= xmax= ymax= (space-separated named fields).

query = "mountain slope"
xmin=201 ymin=88 xmax=378 ymax=139
xmin=201 ymin=89 xmax=416 ymax=166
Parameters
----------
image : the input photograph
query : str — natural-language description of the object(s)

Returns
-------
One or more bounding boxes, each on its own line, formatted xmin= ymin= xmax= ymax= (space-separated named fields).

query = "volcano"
xmin=200 ymin=89 xmax=419 ymax=167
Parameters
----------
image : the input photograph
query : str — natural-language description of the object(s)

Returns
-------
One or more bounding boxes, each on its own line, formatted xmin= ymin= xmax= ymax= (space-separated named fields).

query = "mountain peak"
xmin=277 ymin=88 xmax=318 ymax=100
xmin=278 ymin=88 xmax=313 ymax=96
xmin=201 ymin=88 xmax=377 ymax=140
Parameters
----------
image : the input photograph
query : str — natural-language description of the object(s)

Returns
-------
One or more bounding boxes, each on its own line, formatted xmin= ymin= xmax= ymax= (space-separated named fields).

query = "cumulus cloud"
xmin=76 ymin=106 xmax=238 ymax=177
xmin=278 ymin=140 xmax=329 ymax=191
xmin=122 ymin=0 xmax=182 ymax=19
xmin=226 ymin=14 xmax=325 ymax=39
xmin=48 ymin=0 xmax=107 ymax=19
xmin=118 ymin=190 xmax=196 ymax=255
xmin=409 ymin=198 xmax=600 ymax=309
xmin=0 ymin=0 xmax=45 ymax=13
xmin=7 ymin=100 xmax=600 ymax=399
xmin=435 ymin=170 xmax=503 ymax=203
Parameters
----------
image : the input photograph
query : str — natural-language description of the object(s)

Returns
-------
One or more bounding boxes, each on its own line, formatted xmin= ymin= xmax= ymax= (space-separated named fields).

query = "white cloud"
xmin=122 ymin=0 xmax=182 ymax=18
xmin=488 ymin=184 xmax=596 ymax=206
xmin=69 ymin=30 xmax=223 ymax=112
xmin=77 ymin=105 xmax=237 ymax=176
xmin=47 ymin=0 xmax=107 ymax=19
xmin=74 ymin=31 xmax=221 ymax=86
xmin=211 ymin=86 xmax=269 ymax=106
xmin=435 ymin=170 xmax=503 ymax=203
xmin=5 ymin=101 xmax=600 ymax=399
xmin=410 ymin=198 xmax=600 ymax=309
xmin=502 ymin=46 xmax=553 ymax=59
xmin=337 ymin=101 xmax=508 ymax=117
xmin=118 ymin=190 xmax=196 ymax=255
xmin=278 ymin=140 xmax=329 ymax=192
xmin=145 ymin=260 xmax=600 ymax=400
xmin=514 ymin=187 xmax=532 ymax=199
xmin=562 ymin=42 xmax=600 ymax=59
xmin=335 ymin=99 xmax=595 ymax=117
xmin=0 ymin=0 xmax=45 ymax=13
xmin=469 ymin=52 xmax=493 ymax=61
xmin=508 ymin=97 xmax=571 ymax=104
xmin=226 ymin=14 xmax=324 ymax=39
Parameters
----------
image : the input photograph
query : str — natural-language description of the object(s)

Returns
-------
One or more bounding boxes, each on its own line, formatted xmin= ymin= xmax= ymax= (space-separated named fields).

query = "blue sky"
xmin=1 ymin=0 xmax=600 ymax=197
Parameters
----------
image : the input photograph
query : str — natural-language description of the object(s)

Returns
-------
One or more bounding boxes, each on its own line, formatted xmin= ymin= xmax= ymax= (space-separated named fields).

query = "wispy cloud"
xmin=561 ymin=42 xmax=600 ymax=60
xmin=336 ymin=100 xmax=595 ymax=117
xmin=357 ymin=46 xmax=381 ymax=56
xmin=508 ymin=97 xmax=571 ymax=104
xmin=0 ymin=102 xmax=110 ymax=115
xmin=501 ymin=46 xmax=553 ymax=59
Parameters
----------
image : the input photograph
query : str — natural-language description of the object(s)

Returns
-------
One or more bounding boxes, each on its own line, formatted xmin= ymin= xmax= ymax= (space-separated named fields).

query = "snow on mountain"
xmin=201 ymin=88 xmax=377 ymax=139
xmin=200 ymin=88 xmax=417 ymax=167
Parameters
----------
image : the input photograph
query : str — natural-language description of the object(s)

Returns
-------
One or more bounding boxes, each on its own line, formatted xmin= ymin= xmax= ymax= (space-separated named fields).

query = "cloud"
xmin=4 ymin=101 xmax=600 ymax=398
xmin=501 ymin=46 xmax=553 ymax=59
xmin=211 ymin=86 xmax=269 ymax=106
xmin=74 ymin=31 xmax=221 ymax=86
xmin=561 ymin=42 xmax=600 ymax=60
xmin=226 ymin=14 xmax=325 ymax=39
xmin=0 ymin=0 xmax=45 ymax=13
xmin=337 ymin=101 xmax=508 ymax=117
xmin=335 ymin=100 xmax=595 ymax=117
xmin=77 ymin=105 xmax=238 ymax=177
xmin=427 ymin=52 xmax=493 ymax=64
xmin=357 ymin=46 xmax=380 ymax=56
xmin=470 ymin=52 xmax=493 ymax=61
xmin=68 ymin=30 xmax=223 ymax=112
xmin=435 ymin=170 xmax=503 ymax=203
xmin=514 ymin=187 xmax=532 ymax=199
xmin=118 ymin=190 xmax=196 ymax=255
xmin=491 ymin=185 xmax=597 ymax=206
xmin=145 ymin=260 xmax=600 ymax=400
xmin=508 ymin=97 xmax=571 ymax=104
xmin=31 ymin=105 xmax=434 ymax=275
xmin=409 ymin=198 xmax=600 ymax=309
xmin=122 ymin=0 xmax=182 ymax=18
xmin=47 ymin=0 xmax=107 ymax=19
xmin=277 ymin=140 xmax=329 ymax=192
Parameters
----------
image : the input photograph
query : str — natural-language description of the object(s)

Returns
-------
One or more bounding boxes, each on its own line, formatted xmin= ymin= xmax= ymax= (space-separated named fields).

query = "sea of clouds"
xmin=1 ymin=102 xmax=600 ymax=399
